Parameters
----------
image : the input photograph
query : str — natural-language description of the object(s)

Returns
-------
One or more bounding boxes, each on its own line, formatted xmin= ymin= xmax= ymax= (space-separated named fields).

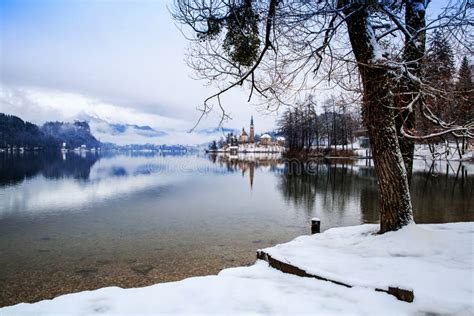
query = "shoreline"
xmin=2 ymin=222 xmax=473 ymax=315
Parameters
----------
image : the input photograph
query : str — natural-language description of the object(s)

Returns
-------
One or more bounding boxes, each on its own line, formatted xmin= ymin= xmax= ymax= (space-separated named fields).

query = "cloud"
xmin=0 ymin=0 xmax=281 ymax=142
xmin=0 ymin=85 xmax=185 ymax=128
xmin=0 ymin=85 xmax=249 ymax=145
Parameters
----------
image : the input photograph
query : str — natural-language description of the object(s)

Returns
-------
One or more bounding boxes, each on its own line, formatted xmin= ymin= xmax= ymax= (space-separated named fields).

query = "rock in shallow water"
xmin=74 ymin=268 xmax=98 ymax=277
xmin=131 ymin=264 xmax=153 ymax=275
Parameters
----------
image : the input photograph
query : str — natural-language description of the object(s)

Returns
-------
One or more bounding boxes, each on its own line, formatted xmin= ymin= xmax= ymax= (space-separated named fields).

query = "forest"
xmin=0 ymin=113 xmax=100 ymax=150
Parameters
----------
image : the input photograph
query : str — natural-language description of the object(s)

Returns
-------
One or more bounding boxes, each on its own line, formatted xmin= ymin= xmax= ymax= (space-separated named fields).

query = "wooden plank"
xmin=257 ymin=250 xmax=414 ymax=303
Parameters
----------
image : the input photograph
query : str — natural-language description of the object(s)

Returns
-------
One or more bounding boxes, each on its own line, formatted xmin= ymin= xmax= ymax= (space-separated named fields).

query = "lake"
xmin=0 ymin=151 xmax=472 ymax=306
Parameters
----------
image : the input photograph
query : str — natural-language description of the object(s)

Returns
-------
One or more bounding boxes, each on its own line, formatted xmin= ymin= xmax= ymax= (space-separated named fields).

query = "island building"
xmin=208 ymin=116 xmax=285 ymax=153
xmin=239 ymin=116 xmax=255 ymax=144
xmin=239 ymin=128 xmax=248 ymax=144
xmin=249 ymin=116 xmax=255 ymax=143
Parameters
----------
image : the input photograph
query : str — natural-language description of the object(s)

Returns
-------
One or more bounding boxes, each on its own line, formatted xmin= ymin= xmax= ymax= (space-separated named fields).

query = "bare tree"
xmin=278 ymin=96 xmax=320 ymax=154
xmin=173 ymin=0 xmax=473 ymax=233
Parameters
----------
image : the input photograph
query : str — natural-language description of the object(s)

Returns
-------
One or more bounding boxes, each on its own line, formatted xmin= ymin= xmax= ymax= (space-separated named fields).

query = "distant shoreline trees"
xmin=0 ymin=113 xmax=100 ymax=150
xmin=278 ymin=95 xmax=360 ymax=155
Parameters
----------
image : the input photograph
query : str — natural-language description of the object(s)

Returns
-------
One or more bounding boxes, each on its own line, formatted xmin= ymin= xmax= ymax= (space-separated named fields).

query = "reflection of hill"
xmin=41 ymin=153 xmax=99 ymax=180
xmin=0 ymin=152 xmax=99 ymax=186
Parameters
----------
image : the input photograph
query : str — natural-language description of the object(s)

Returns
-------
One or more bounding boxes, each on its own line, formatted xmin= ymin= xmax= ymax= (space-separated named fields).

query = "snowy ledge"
xmin=2 ymin=222 xmax=473 ymax=315
xmin=259 ymin=222 xmax=473 ymax=312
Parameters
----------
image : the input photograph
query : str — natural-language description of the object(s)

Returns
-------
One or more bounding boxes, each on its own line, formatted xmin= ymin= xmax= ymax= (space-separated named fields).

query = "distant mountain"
xmin=41 ymin=121 xmax=100 ymax=149
xmin=75 ymin=113 xmax=167 ymax=144
xmin=0 ymin=113 xmax=100 ymax=150
xmin=106 ymin=123 xmax=167 ymax=138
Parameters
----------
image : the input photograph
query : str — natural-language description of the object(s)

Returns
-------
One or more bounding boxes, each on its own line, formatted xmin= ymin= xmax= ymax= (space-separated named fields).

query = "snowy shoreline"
xmin=2 ymin=222 xmax=473 ymax=315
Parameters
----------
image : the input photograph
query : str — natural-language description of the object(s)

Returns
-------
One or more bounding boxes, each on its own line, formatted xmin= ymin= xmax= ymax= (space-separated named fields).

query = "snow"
xmin=3 ymin=261 xmax=420 ymax=316
xmin=212 ymin=143 xmax=286 ymax=154
xmin=414 ymin=143 xmax=473 ymax=161
xmin=366 ymin=19 xmax=384 ymax=62
xmin=2 ymin=223 xmax=473 ymax=315
xmin=347 ymin=141 xmax=473 ymax=162
xmin=262 ymin=222 xmax=474 ymax=315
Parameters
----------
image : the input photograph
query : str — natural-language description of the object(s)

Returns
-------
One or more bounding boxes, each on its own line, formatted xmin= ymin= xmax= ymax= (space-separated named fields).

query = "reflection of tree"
xmin=361 ymin=165 xmax=473 ymax=223
xmin=207 ymin=154 xmax=472 ymax=223
xmin=411 ymin=168 xmax=473 ymax=223
xmin=278 ymin=161 xmax=374 ymax=216
xmin=278 ymin=161 xmax=318 ymax=213
xmin=360 ymin=185 xmax=379 ymax=223
xmin=0 ymin=152 xmax=99 ymax=186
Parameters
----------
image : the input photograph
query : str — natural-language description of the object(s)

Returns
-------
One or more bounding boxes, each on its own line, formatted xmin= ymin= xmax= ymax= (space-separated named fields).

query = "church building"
xmin=239 ymin=116 xmax=255 ymax=144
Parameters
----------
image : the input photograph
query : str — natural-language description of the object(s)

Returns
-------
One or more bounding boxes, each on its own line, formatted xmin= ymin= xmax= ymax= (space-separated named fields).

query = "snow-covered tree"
xmin=173 ymin=0 xmax=472 ymax=233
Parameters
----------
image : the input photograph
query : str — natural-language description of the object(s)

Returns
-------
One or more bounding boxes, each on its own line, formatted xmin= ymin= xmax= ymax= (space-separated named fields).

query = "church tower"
xmin=249 ymin=116 xmax=255 ymax=143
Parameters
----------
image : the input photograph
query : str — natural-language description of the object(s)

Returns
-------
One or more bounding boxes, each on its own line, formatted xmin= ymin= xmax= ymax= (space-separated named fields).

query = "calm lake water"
xmin=0 ymin=151 xmax=472 ymax=306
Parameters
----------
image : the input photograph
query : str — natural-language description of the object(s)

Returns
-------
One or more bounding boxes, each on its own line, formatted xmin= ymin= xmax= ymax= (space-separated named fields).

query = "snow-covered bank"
xmin=414 ymin=143 xmax=473 ymax=161
xmin=3 ymin=222 xmax=473 ymax=315
xmin=261 ymin=222 xmax=474 ymax=314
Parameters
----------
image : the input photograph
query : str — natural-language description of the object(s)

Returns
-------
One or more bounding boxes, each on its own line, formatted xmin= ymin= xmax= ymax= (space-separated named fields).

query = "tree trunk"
xmin=395 ymin=0 xmax=426 ymax=184
xmin=344 ymin=4 xmax=413 ymax=233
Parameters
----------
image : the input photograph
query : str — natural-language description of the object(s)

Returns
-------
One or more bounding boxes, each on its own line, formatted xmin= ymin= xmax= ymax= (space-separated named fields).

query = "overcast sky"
xmin=0 ymin=0 xmax=459 ymax=144
xmin=0 ymin=0 xmax=280 ymax=143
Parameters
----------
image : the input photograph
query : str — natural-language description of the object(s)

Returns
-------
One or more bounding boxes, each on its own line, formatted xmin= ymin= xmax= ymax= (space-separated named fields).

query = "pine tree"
xmin=457 ymin=56 xmax=473 ymax=91
xmin=456 ymin=56 xmax=473 ymax=122
xmin=425 ymin=32 xmax=455 ymax=84
xmin=423 ymin=31 xmax=456 ymax=123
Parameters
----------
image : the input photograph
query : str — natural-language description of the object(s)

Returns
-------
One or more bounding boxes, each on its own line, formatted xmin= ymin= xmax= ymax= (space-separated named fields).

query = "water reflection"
xmin=0 ymin=152 xmax=100 ymax=187
xmin=210 ymin=154 xmax=473 ymax=224
xmin=0 ymin=152 xmax=472 ymax=306
xmin=208 ymin=153 xmax=284 ymax=189
xmin=0 ymin=152 xmax=194 ymax=217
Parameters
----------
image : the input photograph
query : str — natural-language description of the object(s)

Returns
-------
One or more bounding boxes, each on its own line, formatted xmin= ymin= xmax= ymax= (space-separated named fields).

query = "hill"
xmin=0 ymin=113 xmax=100 ymax=150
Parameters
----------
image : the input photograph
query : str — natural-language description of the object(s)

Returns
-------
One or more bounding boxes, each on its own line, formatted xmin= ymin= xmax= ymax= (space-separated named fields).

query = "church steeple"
xmin=249 ymin=116 xmax=255 ymax=143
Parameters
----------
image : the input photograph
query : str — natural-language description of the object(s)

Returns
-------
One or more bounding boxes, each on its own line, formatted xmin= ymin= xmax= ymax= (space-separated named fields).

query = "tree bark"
xmin=344 ymin=4 xmax=413 ymax=233
xmin=395 ymin=0 xmax=426 ymax=184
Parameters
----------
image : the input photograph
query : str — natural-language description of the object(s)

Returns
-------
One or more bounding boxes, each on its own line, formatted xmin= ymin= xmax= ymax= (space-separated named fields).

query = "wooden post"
xmin=311 ymin=218 xmax=321 ymax=234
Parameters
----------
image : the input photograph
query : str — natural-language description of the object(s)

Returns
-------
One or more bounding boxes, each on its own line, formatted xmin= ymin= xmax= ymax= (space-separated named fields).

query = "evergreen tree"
xmin=422 ymin=32 xmax=456 ymax=123
xmin=457 ymin=56 xmax=473 ymax=91
xmin=425 ymin=31 xmax=455 ymax=85
xmin=456 ymin=56 xmax=473 ymax=122
xmin=209 ymin=140 xmax=218 ymax=151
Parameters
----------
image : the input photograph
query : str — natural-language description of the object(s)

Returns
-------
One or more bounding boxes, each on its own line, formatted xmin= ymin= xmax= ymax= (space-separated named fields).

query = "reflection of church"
xmin=210 ymin=154 xmax=283 ymax=190
xmin=239 ymin=116 xmax=255 ymax=144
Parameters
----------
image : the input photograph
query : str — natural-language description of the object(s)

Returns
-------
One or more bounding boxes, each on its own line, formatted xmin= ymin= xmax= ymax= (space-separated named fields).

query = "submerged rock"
xmin=131 ymin=264 xmax=153 ymax=275
xmin=75 ymin=268 xmax=98 ymax=277
xmin=96 ymin=259 xmax=112 ymax=266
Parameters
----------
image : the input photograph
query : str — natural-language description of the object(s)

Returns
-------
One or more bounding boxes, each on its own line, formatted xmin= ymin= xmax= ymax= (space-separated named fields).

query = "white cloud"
xmin=0 ymin=85 xmax=250 ymax=145
xmin=0 ymin=85 xmax=184 ymax=128
xmin=0 ymin=0 xmax=281 ymax=137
